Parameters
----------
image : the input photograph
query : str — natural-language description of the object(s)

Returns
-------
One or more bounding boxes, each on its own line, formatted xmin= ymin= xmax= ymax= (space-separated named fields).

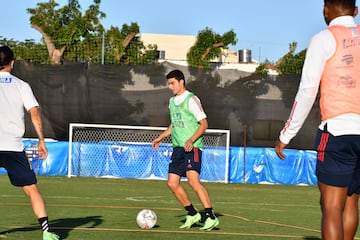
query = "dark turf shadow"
xmin=0 ymin=215 xmax=103 ymax=239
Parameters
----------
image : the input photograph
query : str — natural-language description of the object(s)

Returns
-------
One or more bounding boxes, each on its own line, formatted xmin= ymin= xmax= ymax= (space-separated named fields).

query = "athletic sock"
xmin=184 ymin=204 xmax=197 ymax=216
xmin=205 ymin=208 xmax=216 ymax=219
xmin=38 ymin=217 xmax=50 ymax=232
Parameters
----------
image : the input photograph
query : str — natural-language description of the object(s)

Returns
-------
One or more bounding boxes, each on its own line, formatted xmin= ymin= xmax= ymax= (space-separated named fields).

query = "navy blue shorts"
xmin=0 ymin=151 xmax=37 ymax=187
xmin=168 ymin=147 xmax=202 ymax=177
xmin=315 ymin=127 xmax=360 ymax=195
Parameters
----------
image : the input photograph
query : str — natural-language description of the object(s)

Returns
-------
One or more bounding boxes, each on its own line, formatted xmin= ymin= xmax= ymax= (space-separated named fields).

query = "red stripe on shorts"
xmin=194 ymin=148 xmax=199 ymax=162
xmin=317 ymin=132 xmax=329 ymax=162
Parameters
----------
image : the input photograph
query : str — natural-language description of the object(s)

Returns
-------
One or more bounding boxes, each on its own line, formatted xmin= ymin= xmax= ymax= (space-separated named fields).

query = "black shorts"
xmin=315 ymin=128 xmax=360 ymax=195
xmin=0 ymin=151 xmax=37 ymax=187
xmin=168 ymin=147 xmax=202 ymax=177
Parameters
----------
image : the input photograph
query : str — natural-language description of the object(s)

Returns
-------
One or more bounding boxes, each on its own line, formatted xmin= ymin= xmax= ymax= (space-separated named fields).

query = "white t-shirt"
xmin=0 ymin=72 xmax=39 ymax=151
xmin=170 ymin=90 xmax=207 ymax=121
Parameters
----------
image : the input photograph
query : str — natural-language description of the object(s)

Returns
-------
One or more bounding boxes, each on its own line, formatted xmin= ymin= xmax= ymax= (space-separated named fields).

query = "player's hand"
xmin=275 ymin=139 xmax=287 ymax=160
xmin=151 ymin=137 xmax=161 ymax=150
xmin=38 ymin=140 xmax=48 ymax=160
xmin=184 ymin=139 xmax=193 ymax=152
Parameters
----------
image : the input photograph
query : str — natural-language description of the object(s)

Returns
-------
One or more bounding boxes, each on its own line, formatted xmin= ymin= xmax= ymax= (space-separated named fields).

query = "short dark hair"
xmin=324 ymin=0 xmax=356 ymax=11
xmin=166 ymin=69 xmax=185 ymax=85
xmin=0 ymin=46 xmax=14 ymax=67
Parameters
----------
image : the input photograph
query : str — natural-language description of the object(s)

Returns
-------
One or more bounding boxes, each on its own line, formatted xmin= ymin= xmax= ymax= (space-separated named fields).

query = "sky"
xmin=1 ymin=0 xmax=358 ymax=63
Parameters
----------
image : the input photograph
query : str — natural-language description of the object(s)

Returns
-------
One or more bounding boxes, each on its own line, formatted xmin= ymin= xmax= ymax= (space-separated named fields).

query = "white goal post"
xmin=68 ymin=123 xmax=230 ymax=183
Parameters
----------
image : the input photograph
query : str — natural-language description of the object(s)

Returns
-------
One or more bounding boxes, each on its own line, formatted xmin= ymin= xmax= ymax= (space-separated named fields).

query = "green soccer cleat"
xmin=43 ymin=230 xmax=60 ymax=240
xmin=179 ymin=213 xmax=201 ymax=229
xmin=199 ymin=217 xmax=219 ymax=231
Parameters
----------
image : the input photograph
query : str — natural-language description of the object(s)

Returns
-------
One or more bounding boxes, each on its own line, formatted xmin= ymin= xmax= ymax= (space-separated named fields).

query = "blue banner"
xmin=0 ymin=140 xmax=318 ymax=185
xmin=228 ymin=147 xmax=317 ymax=185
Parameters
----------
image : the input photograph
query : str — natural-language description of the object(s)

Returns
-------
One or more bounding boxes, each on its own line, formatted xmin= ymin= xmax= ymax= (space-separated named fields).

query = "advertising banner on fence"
xmin=0 ymin=140 xmax=317 ymax=186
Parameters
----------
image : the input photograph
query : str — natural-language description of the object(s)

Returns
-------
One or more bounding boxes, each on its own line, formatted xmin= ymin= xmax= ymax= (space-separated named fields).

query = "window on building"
xmin=156 ymin=50 xmax=165 ymax=60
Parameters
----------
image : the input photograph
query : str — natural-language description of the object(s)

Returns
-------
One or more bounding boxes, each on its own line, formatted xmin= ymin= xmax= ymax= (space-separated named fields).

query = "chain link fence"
xmin=1 ymin=35 xmax=159 ymax=65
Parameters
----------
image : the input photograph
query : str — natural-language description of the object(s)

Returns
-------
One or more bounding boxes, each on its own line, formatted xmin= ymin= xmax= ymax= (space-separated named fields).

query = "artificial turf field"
xmin=0 ymin=175 xmax=359 ymax=240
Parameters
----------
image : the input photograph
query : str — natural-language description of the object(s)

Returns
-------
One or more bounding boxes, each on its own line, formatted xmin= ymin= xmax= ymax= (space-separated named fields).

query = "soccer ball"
xmin=136 ymin=209 xmax=157 ymax=229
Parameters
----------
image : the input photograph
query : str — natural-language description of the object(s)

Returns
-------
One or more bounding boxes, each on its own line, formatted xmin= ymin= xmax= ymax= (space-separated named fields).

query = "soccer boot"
xmin=199 ymin=217 xmax=219 ymax=231
xmin=179 ymin=212 xmax=201 ymax=229
xmin=43 ymin=230 xmax=60 ymax=240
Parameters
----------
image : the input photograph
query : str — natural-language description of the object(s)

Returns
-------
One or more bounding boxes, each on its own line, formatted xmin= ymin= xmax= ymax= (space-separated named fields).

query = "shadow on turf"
xmin=303 ymin=238 xmax=320 ymax=240
xmin=0 ymin=215 xmax=103 ymax=239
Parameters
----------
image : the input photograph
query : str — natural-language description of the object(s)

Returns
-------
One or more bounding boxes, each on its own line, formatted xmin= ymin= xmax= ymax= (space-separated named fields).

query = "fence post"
xmin=101 ymin=31 xmax=105 ymax=64
xmin=243 ymin=124 xmax=247 ymax=183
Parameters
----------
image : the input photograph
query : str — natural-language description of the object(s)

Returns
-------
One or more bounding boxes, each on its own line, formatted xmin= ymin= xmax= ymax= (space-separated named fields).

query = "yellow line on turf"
xmin=252 ymin=219 xmax=358 ymax=240
xmin=0 ymin=202 xmax=182 ymax=211
xmin=221 ymin=213 xmax=250 ymax=221
xmin=6 ymin=226 xmax=316 ymax=239
xmin=255 ymin=219 xmax=320 ymax=233
xmin=5 ymin=202 xmax=360 ymax=239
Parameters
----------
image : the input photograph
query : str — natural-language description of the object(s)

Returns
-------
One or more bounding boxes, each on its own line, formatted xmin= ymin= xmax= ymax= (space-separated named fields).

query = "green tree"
xmin=106 ymin=24 xmax=139 ymax=62
xmin=277 ymin=49 xmax=306 ymax=75
xmin=105 ymin=23 xmax=158 ymax=64
xmin=261 ymin=42 xmax=306 ymax=75
xmin=255 ymin=63 xmax=269 ymax=77
xmin=27 ymin=0 xmax=105 ymax=65
xmin=187 ymin=27 xmax=237 ymax=79
xmin=0 ymin=37 xmax=49 ymax=64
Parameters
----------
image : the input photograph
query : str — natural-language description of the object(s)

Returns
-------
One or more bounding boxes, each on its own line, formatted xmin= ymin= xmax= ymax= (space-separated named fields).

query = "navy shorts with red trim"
xmin=315 ymin=127 xmax=360 ymax=195
xmin=0 ymin=151 xmax=37 ymax=187
xmin=168 ymin=147 xmax=202 ymax=177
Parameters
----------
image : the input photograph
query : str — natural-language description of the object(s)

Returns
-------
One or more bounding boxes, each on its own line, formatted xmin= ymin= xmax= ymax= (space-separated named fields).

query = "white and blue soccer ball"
xmin=136 ymin=209 xmax=157 ymax=229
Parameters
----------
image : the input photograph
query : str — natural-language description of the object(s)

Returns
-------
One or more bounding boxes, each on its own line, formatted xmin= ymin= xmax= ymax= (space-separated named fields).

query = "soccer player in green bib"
xmin=152 ymin=69 xmax=219 ymax=231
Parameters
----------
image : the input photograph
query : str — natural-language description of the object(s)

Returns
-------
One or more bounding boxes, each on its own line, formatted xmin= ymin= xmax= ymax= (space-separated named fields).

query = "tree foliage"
xmin=24 ymin=0 xmax=158 ymax=65
xmin=255 ymin=62 xmax=270 ymax=77
xmin=27 ymin=0 xmax=105 ymax=64
xmin=277 ymin=49 xmax=306 ymax=75
xmin=187 ymin=27 xmax=237 ymax=69
xmin=0 ymin=37 xmax=49 ymax=64
xmin=256 ymin=42 xmax=306 ymax=76
xmin=105 ymin=23 xmax=158 ymax=64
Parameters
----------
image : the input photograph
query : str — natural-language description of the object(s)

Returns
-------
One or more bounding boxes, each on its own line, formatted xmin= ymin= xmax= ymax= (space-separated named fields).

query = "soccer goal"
xmin=68 ymin=123 xmax=230 ymax=183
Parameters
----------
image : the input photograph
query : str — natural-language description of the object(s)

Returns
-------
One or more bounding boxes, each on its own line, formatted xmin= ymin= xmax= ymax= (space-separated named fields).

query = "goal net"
xmin=68 ymin=123 xmax=230 ymax=183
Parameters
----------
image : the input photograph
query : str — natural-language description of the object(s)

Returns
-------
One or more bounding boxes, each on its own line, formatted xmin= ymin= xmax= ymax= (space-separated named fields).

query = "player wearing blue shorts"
xmin=0 ymin=46 xmax=59 ymax=240
xmin=275 ymin=1 xmax=360 ymax=239
xmin=152 ymin=69 xmax=219 ymax=231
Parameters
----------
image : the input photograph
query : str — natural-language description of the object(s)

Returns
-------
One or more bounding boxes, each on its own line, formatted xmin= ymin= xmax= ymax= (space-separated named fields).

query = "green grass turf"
xmin=0 ymin=175 xmax=358 ymax=240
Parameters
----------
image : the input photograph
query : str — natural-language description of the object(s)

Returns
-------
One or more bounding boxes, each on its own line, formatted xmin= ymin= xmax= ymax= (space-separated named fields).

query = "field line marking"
xmin=5 ymin=225 xmax=315 ymax=239
xmin=221 ymin=213 xmax=249 ymax=221
xmin=0 ymin=202 xmax=182 ymax=211
xmin=5 ymin=202 xmax=353 ymax=239
xmin=255 ymin=219 xmax=320 ymax=233
xmin=0 ymin=202 xmax=250 ymax=222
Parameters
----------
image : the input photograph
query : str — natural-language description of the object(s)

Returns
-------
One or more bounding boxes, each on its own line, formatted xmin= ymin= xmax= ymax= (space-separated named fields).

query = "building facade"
xmin=140 ymin=33 xmax=255 ymax=67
